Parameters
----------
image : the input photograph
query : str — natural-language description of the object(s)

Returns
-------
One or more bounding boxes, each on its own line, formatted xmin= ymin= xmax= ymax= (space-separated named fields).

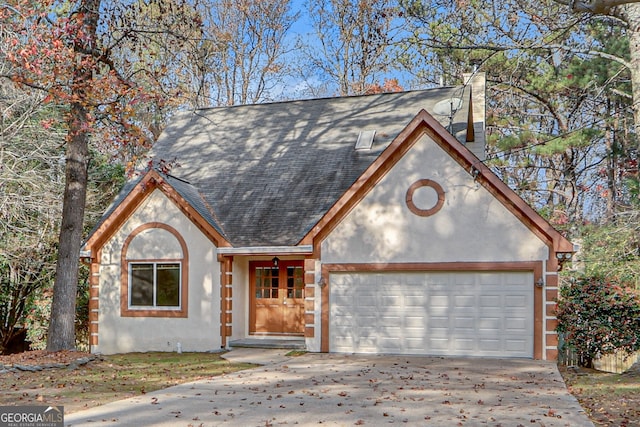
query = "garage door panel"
xmin=477 ymin=317 xmax=501 ymax=331
xmin=479 ymin=339 xmax=501 ymax=352
xmin=405 ymin=297 xmax=427 ymax=306
xmin=505 ymin=317 xmax=528 ymax=330
xmin=356 ymin=315 xmax=377 ymax=325
xmin=505 ymin=295 xmax=528 ymax=307
xmin=405 ymin=339 xmax=427 ymax=350
xmin=479 ymin=295 xmax=501 ymax=306
xmin=428 ymin=295 xmax=449 ymax=308
xmin=454 ymin=295 xmax=476 ymax=307
xmin=378 ymin=337 xmax=401 ymax=349
xmin=330 ymin=271 xmax=533 ymax=358
xmin=380 ymin=315 xmax=402 ymax=327
xmin=379 ymin=296 xmax=402 ymax=306
xmin=453 ymin=317 xmax=475 ymax=329
xmin=453 ymin=338 xmax=475 ymax=351
xmin=358 ymin=296 xmax=377 ymax=307
xmin=429 ymin=316 xmax=450 ymax=329
xmin=506 ymin=339 xmax=528 ymax=350
xmin=403 ymin=330 xmax=427 ymax=339
xmin=429 ymin=338 xmax=449 ymax=350
xmin=405 ymin=316 xmax=425 ymax=327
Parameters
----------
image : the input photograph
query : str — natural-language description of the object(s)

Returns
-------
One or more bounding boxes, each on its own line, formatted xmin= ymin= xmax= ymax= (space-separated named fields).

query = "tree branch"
xmin=553 ymin=0 xmax=640 ymax=14
xmin=411 ymin=39 xmax=632 ymax=72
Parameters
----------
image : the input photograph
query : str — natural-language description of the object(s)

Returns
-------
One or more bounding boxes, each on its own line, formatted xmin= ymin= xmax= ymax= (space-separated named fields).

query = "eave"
xmin=217 ymin=246 xmax=314 ymax=256
xmin=82 ymin=169 xmax=231 ymax=258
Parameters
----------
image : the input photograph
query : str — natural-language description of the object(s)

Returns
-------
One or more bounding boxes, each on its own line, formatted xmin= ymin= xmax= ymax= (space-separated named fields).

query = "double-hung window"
xmin=129 ymin=262 xmax=181 ymax=308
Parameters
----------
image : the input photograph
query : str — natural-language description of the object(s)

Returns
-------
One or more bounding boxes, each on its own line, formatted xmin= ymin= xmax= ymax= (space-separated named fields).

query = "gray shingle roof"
xmin=142 ymin=87 xmax=471 ymax=247
xmin=163 ymin=174 xmax=228 ymax=240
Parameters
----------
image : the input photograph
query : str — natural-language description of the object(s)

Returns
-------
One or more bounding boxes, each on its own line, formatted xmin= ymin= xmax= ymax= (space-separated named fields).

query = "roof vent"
xmin=355 ymin=130 xmax=376 ymax=150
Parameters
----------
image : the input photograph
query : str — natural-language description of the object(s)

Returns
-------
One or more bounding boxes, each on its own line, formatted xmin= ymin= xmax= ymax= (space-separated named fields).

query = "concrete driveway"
xmin=65 ymin=349 xmax=593 ymax=426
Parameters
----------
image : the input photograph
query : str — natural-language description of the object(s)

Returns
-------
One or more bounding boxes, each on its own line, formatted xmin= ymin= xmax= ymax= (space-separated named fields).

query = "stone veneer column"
xmin=303 ymin=258 xmax=317 ymax=340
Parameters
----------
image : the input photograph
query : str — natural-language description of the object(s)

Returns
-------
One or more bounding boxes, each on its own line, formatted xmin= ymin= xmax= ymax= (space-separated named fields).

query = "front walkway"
xmin=65 ymin=351 xmax=593 ymax=426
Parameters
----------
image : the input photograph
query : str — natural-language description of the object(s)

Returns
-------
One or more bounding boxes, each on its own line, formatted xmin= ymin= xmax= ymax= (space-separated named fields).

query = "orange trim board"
xmin=88 ymin=253 xmax=101 ymax=348
xmin=220 ymin=256 xmax=233 ymax=347
xmin=319 ymin=262 xmax=545 ymax=359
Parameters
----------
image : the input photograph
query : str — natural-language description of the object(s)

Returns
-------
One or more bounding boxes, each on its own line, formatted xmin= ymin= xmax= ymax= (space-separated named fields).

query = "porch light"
xmin=272 ymin=257 xmax=279 ymax=267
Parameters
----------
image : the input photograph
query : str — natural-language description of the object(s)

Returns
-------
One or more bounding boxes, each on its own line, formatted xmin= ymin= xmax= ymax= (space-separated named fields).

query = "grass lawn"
xmin=0 ymin=352 xmax=255 ymax=414
xmin=559 ymin=364 xmax=640 ymax=427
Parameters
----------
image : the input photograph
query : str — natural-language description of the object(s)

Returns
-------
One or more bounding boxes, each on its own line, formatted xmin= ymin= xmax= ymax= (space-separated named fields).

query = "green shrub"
xmin=556 ymin=276 xmax=640 ymax=368
xmin=25 ymin=265 xmax=90 ymax=352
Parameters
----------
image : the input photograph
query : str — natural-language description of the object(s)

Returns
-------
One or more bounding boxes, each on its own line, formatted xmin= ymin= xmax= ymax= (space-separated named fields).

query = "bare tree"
xmin=0 ymin=73 xmax=64 ymax=353
xmin=195 ymin=0 xmax=298 ymax=106
xmin=301 ymin=0 xmax=401 ymax=96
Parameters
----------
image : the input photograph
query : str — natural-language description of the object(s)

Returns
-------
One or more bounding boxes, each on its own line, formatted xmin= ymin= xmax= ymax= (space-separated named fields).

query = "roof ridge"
xmin=192 ymin=86 xmax=463 ymax=113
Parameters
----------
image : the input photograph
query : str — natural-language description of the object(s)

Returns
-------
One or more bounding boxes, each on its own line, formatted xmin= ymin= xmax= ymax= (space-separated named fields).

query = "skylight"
xmin=355 ymin=130 xmax=376 ymax=150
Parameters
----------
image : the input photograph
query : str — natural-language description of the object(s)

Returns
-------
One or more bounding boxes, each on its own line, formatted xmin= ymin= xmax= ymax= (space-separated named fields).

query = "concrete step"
xmin=229 ymin=338 xmax=306 ymax=350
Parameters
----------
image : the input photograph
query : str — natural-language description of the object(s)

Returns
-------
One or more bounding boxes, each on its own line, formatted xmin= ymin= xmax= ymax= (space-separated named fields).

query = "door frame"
xmin=249 ymin=259 xmax=305 ymax=335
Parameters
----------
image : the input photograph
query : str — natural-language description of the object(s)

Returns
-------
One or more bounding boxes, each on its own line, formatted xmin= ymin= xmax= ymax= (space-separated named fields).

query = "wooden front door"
xmin=250 ymin=260 xmax=305 ymax=335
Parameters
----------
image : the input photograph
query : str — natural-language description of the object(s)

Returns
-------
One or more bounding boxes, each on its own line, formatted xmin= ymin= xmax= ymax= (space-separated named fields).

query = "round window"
xmin=405 ymin=179 xmax=445 ymax=217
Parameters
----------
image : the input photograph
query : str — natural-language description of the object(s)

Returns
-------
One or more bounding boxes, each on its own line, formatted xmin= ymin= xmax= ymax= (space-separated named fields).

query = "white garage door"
xmin=330 ymin=271 xmax=533 ymax=358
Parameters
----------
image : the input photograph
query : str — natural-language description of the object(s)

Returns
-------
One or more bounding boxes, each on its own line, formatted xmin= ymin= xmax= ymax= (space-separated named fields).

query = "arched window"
xmin=120 ymin=223 xmax=188 ymax=317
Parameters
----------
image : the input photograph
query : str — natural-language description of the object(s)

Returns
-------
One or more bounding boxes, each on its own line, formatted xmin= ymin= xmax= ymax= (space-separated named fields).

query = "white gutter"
xmin=217 ymin=245 xmax=313 ymax=256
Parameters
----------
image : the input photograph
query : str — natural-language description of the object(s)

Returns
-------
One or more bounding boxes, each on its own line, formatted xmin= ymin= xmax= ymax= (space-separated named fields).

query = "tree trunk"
xmin=46 ymin=0 xmax=100 ymax=351
xmin=626 ymin=5 xmax=640 ymax=158
xmin=46 ymin=103 xmax=90 ymax=351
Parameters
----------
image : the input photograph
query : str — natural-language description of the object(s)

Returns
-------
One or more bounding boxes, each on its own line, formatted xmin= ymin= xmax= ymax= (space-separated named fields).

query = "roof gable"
xmin=83 ymin=170 xmax=230 ymax=254
xmin=303 ymin=110 xmax=573 ymax=255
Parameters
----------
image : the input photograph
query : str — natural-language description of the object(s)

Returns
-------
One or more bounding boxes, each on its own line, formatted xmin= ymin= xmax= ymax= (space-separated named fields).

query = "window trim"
xmin=128 ymin=260 xmax=183 ymax=310
xmin=120 ymin=223 xmax=188 ymax=318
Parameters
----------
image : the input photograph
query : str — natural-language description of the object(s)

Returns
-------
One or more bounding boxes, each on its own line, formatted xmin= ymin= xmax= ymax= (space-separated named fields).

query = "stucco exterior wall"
xmin=322 ymin=134 xmax=549 ymax=264
xmin=230 ymin=256 xmax=249 ymax=341
xmin=94 ymin=189 xmax=221 ymax=354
